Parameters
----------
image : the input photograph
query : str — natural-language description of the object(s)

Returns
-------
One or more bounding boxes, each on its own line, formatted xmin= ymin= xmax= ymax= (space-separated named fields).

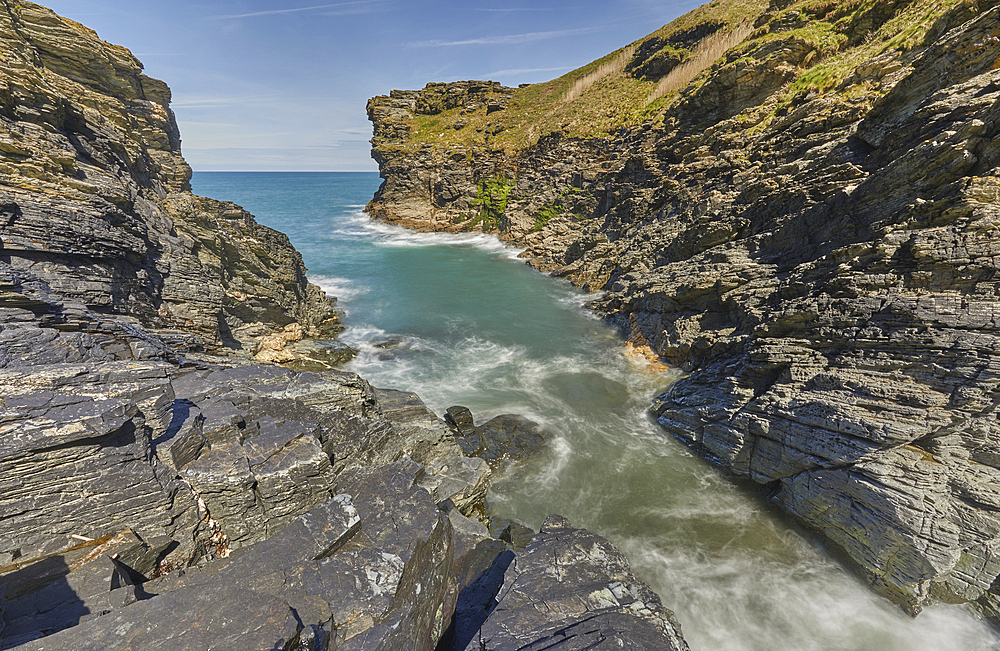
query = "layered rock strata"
xmin=0 ymin=309 xmax=688 ymax=650
xmin=368 ymin=0 xmax=1000 ymax=617
xmin=0 ymin=1 xmax=341 ymax=361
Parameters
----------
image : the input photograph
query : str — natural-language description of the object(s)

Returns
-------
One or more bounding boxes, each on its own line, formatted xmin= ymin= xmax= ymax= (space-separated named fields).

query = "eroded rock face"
xmin=0 ymin=1 xmax=340 ymax=357
xmin=368 ymin=0 xmax=1000 ymax=617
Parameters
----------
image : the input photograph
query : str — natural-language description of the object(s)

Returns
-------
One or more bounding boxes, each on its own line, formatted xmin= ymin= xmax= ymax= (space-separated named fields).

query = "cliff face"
xmin=369 ymin=0 xmax=1000 ymax=616
xmin=0 ymin=1 xmax=340 ymax=356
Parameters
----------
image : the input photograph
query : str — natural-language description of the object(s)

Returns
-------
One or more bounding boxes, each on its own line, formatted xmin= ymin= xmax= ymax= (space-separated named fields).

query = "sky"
xmin=38 ymin=0 xmax=703 ymax=171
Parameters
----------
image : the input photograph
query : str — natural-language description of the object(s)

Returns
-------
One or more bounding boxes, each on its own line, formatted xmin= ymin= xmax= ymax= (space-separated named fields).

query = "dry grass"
xmin=562 ymin=45 xmax=637 ymax=105
xmin=645 ymin=21 xmax=754 ymax=104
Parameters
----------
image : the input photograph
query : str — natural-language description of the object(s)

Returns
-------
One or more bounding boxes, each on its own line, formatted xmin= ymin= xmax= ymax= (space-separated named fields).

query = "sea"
xmin=191 ymin=171 xmax=1000 ymax=651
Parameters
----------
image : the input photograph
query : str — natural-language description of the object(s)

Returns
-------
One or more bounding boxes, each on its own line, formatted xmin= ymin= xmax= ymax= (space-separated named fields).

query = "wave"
xmin=360 ymin=219 xmax=525 ymax=259
xmin=620 ymin=538 xmax=999 ymax=651
xmin=308 ymin=274 xmax=368 ymax=302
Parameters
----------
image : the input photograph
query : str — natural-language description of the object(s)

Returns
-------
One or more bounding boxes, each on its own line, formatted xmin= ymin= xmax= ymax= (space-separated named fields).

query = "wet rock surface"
xmin=368 ymin=0 xmax=1000 ymax=619
xmin=446 ymin=406 xmax=546 ymax=468
xmin=446 ymin=515 xmax=690 ymax=651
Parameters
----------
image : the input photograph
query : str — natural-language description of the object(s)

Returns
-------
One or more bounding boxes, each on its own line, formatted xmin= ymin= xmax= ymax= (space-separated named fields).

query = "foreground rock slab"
xmin=446 ymin=515 xmax=689 ymax=651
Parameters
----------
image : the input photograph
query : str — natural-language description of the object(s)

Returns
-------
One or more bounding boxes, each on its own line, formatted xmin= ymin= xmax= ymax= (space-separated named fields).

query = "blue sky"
xmin=39 ymin=1 xmax=702 ymax=171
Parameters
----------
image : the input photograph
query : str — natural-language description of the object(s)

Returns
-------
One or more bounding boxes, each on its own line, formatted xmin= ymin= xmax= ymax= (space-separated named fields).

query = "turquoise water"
xmin=191 ymin=172 xmax=1000 ymax=651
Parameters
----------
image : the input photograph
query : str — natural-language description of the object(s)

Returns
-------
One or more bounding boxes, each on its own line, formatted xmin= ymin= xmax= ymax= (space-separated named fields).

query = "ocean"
xmin=191 ymin=171 xmax=1000 ymax=651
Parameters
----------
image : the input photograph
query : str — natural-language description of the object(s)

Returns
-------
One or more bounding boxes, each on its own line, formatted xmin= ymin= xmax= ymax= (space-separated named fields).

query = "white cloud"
xmin=482 ymin=66 xmax=572 ymax=77
xmin=213 ymin=1 xmax=372 ymax=20
xmin=408 ymin=27 xmax=599 ymax=48
xmin=468 ymin=7 xmax=559 ymax=11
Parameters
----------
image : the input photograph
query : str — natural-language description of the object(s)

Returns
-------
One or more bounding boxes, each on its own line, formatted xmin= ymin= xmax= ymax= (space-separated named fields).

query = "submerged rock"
xmin=446 ymin=406 xmax=546 ymax=468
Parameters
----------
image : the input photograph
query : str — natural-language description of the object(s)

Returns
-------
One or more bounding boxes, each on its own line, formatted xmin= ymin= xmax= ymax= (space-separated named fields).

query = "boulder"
xmin=446 ymin=407 xmax=546 ymax=468
xmin=444 ymin=515 xmax=689 ymax=651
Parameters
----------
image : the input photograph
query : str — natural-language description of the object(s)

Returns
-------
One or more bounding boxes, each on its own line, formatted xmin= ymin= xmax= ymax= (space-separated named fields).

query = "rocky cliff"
xmin=368 ymin=0 xmax=1000 ymax=618
xmin=0 ymin=0 xmax=341 ymax=361
xmin=0 ymin=3 xmax=690 ymax=649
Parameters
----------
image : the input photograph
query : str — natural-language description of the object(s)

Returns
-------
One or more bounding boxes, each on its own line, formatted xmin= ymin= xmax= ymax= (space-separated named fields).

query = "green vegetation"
xmin=392 ymin=0 xmax=974 ymax=160
xmin=531 ymin=186 xmax=592 ymax=231
xmin=403 ymin=0 xmax=771 ymax=155
xmin=532 ymin=203 xmax=560 ymax=232
xmin=470 ymin=175 xmax=513 ymax=230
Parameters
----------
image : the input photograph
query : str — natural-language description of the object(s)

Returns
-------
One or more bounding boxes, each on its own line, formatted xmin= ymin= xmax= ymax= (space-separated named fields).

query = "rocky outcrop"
xmin=445 ymin=515 xmax=690 ymax=651
xmin=368 ymin=0 xmax=1000 ymax=618
xmin=0 ymin=310 xmax=688 ymax=650
xmin=0 ymin=1 xmax=341 ymax=360
xmin=366 ymin=82 xmax=519 ymax=232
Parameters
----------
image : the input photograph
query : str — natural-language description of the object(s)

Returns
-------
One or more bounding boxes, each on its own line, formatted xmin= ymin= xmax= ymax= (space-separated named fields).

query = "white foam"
xmin=339 ymin=324 xmax=390 ymax=346
xmin=360 ymin=218 xmax=525 ymax=259
xmin=329 ymin=210 xmax=377 ymax=237
xmin=534 ymin=436 xmax=573 ymax=489
xmin=621 ymin=540 xmax=1000 ymax=651
xmin=308 ymin=274 xmax=368 ymax=301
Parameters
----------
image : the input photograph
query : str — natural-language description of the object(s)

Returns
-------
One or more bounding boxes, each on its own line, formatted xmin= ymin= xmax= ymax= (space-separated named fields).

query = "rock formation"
xmin=0 ymin=0 xmax=341 ymax=362
xmin=0 ymin=3 xmax=690 ymax=649
xmin=368 ymin=0 xmax=1000 ymax=618
xmin=0 ymin=319 xmax=689 ymax=650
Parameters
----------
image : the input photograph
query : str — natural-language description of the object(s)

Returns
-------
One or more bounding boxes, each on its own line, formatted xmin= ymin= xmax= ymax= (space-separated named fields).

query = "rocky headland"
xmin=367 ymin=0 xmax=1000 ymax=621
xmin=0 ymin=2 xmax=690 ymax=650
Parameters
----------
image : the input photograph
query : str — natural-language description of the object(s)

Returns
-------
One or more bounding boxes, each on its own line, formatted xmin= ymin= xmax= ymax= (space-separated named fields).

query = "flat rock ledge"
xmin=0 ymin=307 xmax=688 ymax=651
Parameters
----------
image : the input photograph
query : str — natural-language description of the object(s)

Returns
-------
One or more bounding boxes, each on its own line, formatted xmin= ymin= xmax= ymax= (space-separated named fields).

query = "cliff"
xmin=0 ymin=0 xmax=342 ymax=360
xmin=368 ymin=0 xmax=1000 ymax=618
xmin=0 ymin=3 xmax=690 ymax=650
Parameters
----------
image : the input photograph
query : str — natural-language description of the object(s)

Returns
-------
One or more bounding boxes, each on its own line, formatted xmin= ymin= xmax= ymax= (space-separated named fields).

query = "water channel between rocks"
xmin=192 ymin=171 xmax=1000 ymax=651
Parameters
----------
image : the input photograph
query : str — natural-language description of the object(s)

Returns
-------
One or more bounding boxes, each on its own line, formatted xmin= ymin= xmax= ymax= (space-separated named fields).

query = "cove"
xmin=192 ymin=171 xmax=999 ymax=651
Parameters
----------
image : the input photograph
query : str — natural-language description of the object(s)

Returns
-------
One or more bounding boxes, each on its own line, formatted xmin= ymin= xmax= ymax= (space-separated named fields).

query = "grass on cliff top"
xmin=744 ymin=0 xmax=977 ymax=134
xmin=404 ymin=0 xmax=974 ymax=157
xmin=406 ymin=0 xmax=770 ymax=155
xmin=786 ymin=0 xmax=975 ymax=94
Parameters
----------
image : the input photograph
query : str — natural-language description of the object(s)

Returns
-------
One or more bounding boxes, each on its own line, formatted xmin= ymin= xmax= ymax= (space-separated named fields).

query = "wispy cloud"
xmin=482 ymin=66 xmax=572 ymax=77
xmin=212 ymin=1 xmax=372 ymax=20
xmin=408 ymin=27 xmax=599 ymax=47
xmin=170 ymin=94 xmax=296 ymax=109
xmin=468 ymin=7 xmax=559 ymax=11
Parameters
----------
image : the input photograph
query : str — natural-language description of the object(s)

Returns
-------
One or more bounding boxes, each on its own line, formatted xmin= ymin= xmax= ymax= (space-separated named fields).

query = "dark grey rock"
xmin=454 ymin=413 xmax=545 ymax=468
xmin=445 ymin=406 xmax=476 ymax=436
xmin=0 ymin=530 xmax=155 ymax=648
xmin=489 ymin=519 xmax=535 ymax=550
xmin=0 ymin=362 xmax=204 ymax=564
xmin=7 ymin=584 xmax=302 ymax=651
xmin=457 ymin=515 xmax=689 ymax=651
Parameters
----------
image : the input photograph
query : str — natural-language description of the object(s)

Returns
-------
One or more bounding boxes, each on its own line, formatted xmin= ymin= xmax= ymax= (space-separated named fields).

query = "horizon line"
xmin=192 ymin=169 xmax=379 ymax=173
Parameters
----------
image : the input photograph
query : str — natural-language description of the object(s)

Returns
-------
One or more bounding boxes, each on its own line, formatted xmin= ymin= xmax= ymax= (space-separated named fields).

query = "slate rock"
xmin=457 ymin=515 xmax=689 ymax=651
xmin=0 ymin=530 xmax=154 ymax=648
xmin=451 ymin=412 xmax=546 ymax=468
xmin=0 ymin=362 xmax=204 ymax=563
xmin=6 ymin=584 xmax=302 ymax=651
